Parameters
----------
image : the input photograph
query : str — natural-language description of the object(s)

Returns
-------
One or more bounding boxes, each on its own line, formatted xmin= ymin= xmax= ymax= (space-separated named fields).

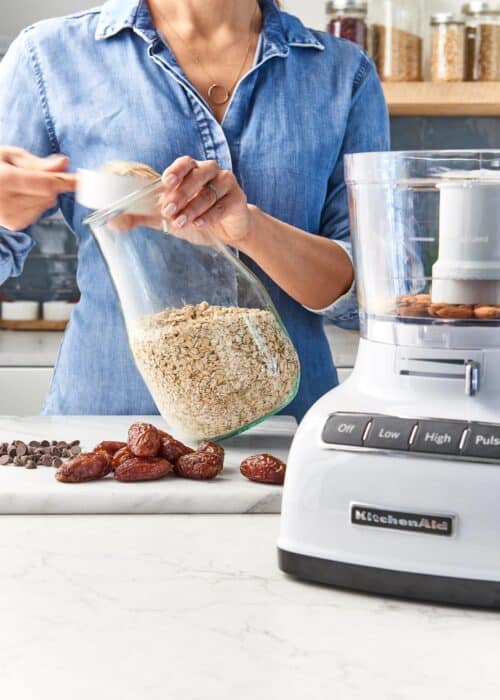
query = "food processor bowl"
xmin=345 ymin=150 xmax=500 ymax=349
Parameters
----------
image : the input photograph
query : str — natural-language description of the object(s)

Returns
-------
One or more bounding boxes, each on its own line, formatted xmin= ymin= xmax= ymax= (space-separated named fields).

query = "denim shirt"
xmin=0 ymin=0 xmax=389 ymax=420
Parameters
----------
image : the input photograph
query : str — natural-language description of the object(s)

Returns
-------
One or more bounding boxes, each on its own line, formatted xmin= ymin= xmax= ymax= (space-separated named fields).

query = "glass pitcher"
xmin=84 ymin=179 xmax=300 ymax=441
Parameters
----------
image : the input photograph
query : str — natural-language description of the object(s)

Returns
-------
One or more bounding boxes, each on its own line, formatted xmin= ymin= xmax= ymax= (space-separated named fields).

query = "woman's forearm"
xmin=158 ymin=159 xmax=353 ymax=309
xmin=239 ymin=205 xmax=354 ymax=311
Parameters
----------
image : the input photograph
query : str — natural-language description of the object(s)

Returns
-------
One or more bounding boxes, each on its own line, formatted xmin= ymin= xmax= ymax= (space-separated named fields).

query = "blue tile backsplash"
xmin=1 ymin=116 xmax=498 ymax=302
xmin=1 ymin=215 xmax=79 ymax=302
xmin=391 ymin=117 xmax=500 ymax=150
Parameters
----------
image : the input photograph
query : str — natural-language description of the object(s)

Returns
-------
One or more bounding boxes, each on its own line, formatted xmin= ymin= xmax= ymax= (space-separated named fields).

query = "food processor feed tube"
xmin=84 ymin=179 xmax=300 ymax=442
xmin=279 ymin=151 xmax=500 ymax=609
xmin=433 ymin=175 xmax=500 ymax=305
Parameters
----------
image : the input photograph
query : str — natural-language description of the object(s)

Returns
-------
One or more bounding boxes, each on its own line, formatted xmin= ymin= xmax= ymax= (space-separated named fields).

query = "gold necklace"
xmin=156 ymin=4 xmax=259 ymax=106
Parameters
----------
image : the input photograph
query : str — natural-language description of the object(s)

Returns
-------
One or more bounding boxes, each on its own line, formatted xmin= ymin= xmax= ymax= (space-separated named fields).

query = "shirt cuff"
xmin=303 ymin=240 xmax=359 ymax=325
xmin=0 ymin=228 xmax=36 ymax=282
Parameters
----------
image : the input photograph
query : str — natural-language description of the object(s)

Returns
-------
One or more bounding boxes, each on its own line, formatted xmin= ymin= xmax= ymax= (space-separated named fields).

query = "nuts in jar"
xmin=431 ymin=14 xmax=466 ymax=82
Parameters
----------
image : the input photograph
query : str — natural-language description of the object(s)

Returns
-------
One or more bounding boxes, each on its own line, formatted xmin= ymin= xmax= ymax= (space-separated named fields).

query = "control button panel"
xmin=364 ymin=417 xmax=417 ymax=451
xmin=322 ymin=413 xmax=500 ymax=463
xmin=410 ymin=420 xmax=467 ymax=456
xmin=322 ymin=414 xmax=372 ymax=447
xmin=463 ymin=423 xmax=500 ymax=460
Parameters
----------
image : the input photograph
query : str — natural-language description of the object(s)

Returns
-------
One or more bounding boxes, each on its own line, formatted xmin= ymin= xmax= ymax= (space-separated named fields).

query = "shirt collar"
xmin=95 ymin=0 xmax=324 ymax=55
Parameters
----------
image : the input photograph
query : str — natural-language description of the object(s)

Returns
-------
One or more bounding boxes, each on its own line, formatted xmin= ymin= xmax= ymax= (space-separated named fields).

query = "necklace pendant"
xmin=208 ymin=83 xmax=231 ymax=106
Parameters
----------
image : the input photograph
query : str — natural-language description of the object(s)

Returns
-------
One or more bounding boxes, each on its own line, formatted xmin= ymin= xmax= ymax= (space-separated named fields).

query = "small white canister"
xmin=1 ymin=301 xmax=39 ymax=321
xmin=432 ymin=171 xmax=500 ymax=304
xmin=42 ymin=301 xmax=75 ymax=322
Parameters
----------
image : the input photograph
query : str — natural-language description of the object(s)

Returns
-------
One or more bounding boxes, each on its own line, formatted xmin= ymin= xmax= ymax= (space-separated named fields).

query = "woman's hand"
xmin=159 ymin=157 xmax=251 ymax=246
xmin=0 ymin=148 xmax=77 ymax=231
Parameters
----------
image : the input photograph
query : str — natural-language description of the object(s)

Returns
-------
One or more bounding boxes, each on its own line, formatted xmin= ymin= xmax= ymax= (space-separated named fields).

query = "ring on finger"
xmin=206 ymin=182 xmax=222 ymax=204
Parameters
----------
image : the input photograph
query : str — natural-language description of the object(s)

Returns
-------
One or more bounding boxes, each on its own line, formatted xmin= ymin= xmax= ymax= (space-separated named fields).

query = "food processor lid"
xmin=344 ymin=150 xmax=500 ymax=186
xmin=437 ymin=170 xmax=500 ymax=187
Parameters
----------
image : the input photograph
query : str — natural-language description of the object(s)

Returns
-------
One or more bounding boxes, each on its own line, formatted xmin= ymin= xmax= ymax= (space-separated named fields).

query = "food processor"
xmin=279 ymin=150 xmax=500 ymax=608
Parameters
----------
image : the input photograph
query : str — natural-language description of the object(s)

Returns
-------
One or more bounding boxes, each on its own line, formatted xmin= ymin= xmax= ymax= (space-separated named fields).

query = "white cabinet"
xmin=0 ymin=368 xmax=53 ymax=414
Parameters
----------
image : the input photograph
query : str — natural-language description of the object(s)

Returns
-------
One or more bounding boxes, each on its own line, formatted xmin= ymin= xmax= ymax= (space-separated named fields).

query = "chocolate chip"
xmin=16 ymin=442 xmax=27 ymax=457
xmin=62 ymin=449 xmax=72 ymax=458
xmin=50 ymin=447 xmax=61 ymax=457
xmin=25 ymin=460 xmax=37 ymax=470
xmin=40 ymin=456 xmax=53 ymax=467
xmin=51 ymin=457 xmax=63 ymax=468
xmin=70 ymin=445 xmax=82 ymax=456
xmin=0 ymin=455 xmax=10 ymax=465
xmin=40 ymin=440 xmax=50 ymax=447
xmin=29 ymin=440 xmax=40 ymax=448
xmin=70 ymin=440 xmax=80 ymax=447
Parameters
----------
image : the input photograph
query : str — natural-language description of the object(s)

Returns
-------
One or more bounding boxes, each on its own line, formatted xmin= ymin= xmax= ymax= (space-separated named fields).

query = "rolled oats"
xmin=130 ymin=303 xmax=300 ymax=440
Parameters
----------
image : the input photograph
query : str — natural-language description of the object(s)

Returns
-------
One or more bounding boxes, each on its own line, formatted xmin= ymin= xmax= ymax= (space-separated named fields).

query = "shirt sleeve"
xmin=308 ymin=54 xmax=390 ymax=329
xmin=0 ymin=30 xmax=57 ymax=284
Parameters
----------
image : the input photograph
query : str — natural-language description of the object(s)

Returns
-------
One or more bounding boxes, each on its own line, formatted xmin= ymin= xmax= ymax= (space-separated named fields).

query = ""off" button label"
xmin=322 ymin=414 xmax=372 ymax=447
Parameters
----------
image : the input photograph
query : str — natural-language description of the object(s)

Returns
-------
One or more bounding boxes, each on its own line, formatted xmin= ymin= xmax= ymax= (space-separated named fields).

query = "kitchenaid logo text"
xmin=351 ymin=505 xmax=454 ymax=537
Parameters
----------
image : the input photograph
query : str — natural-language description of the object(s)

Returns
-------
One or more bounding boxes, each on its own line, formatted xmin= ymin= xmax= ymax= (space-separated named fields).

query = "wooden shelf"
xmin=0 ymin=320 xmax=68 ymax=331
xmin=383 ymin=82 xmax=500 ymax=117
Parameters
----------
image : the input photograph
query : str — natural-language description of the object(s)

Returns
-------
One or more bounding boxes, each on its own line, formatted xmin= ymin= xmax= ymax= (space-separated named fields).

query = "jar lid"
xmin=462 ymin=1 xmax=500 ymax=15
xmin=326 ymin=0 xmax=368 ymax=14
xmin=430 ymin=12 xmax=465 ymax=25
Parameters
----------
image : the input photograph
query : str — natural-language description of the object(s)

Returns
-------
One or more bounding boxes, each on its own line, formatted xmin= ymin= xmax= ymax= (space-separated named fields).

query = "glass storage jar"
xmin=370 ymin=0 xmax=423 ymax=81
xmin=463 ymin=1 xmax=500 ymax=81
xmin=326 ymin=0 xmax=368 ymax=49
xmin=84 ymin=180 xmax=300 ymax=442
xmin=430 ymin=13 xmax=465 ymax=82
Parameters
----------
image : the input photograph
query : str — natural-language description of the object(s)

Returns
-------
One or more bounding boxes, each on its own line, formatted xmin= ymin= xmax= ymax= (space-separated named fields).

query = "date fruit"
xmin=128 ymin=422 xmax=161 ymax=457
xmin=159 ymin=432 xmax=193 ymax=464
xmin=198 ymin=440 xmax=225 ymax=461
xmin=240 ymin=454 xmax=286 ymax=485
xmin=175 ymin=452 xmax=223 ymax=480
xmin=474 ymin=306 xmax=500 ymax=320
xmin=94 ymin=441 xmax=127 ymax=457
xmin=397 ymin=302 xmax=429 ymax=318
xmin=114 ymin=456 xmax=174 ymax=482
xmin=429 ymin=304 xmax=474 ymax=320
xmin=111 ymin=445 xmax=135 ymax=470
xmin=55 ymin=452 xmax=111 ymax=483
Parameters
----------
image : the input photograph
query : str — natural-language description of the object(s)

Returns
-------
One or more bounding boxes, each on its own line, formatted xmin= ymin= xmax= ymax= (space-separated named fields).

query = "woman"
xmin=0 ymin=0 xmax=389 ymax=419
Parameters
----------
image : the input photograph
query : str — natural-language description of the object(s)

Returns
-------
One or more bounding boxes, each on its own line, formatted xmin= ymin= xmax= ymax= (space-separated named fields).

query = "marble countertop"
xmin=0 ymin=416 xmax=296 ymax=514
xmin=0 ymin=513 xmax=499 ymax=700
xmin=0 ymin=326 xmax=360 ymax=368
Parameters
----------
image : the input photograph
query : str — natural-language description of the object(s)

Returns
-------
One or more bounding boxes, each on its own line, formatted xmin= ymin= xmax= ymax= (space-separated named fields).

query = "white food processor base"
xmin=278 ymin=333 xmax=500 ymax=608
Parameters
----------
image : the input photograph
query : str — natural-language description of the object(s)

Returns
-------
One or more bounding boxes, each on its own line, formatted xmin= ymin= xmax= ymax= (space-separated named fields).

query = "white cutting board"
xmin=0 ymin=415 xmax=296 ymax=514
